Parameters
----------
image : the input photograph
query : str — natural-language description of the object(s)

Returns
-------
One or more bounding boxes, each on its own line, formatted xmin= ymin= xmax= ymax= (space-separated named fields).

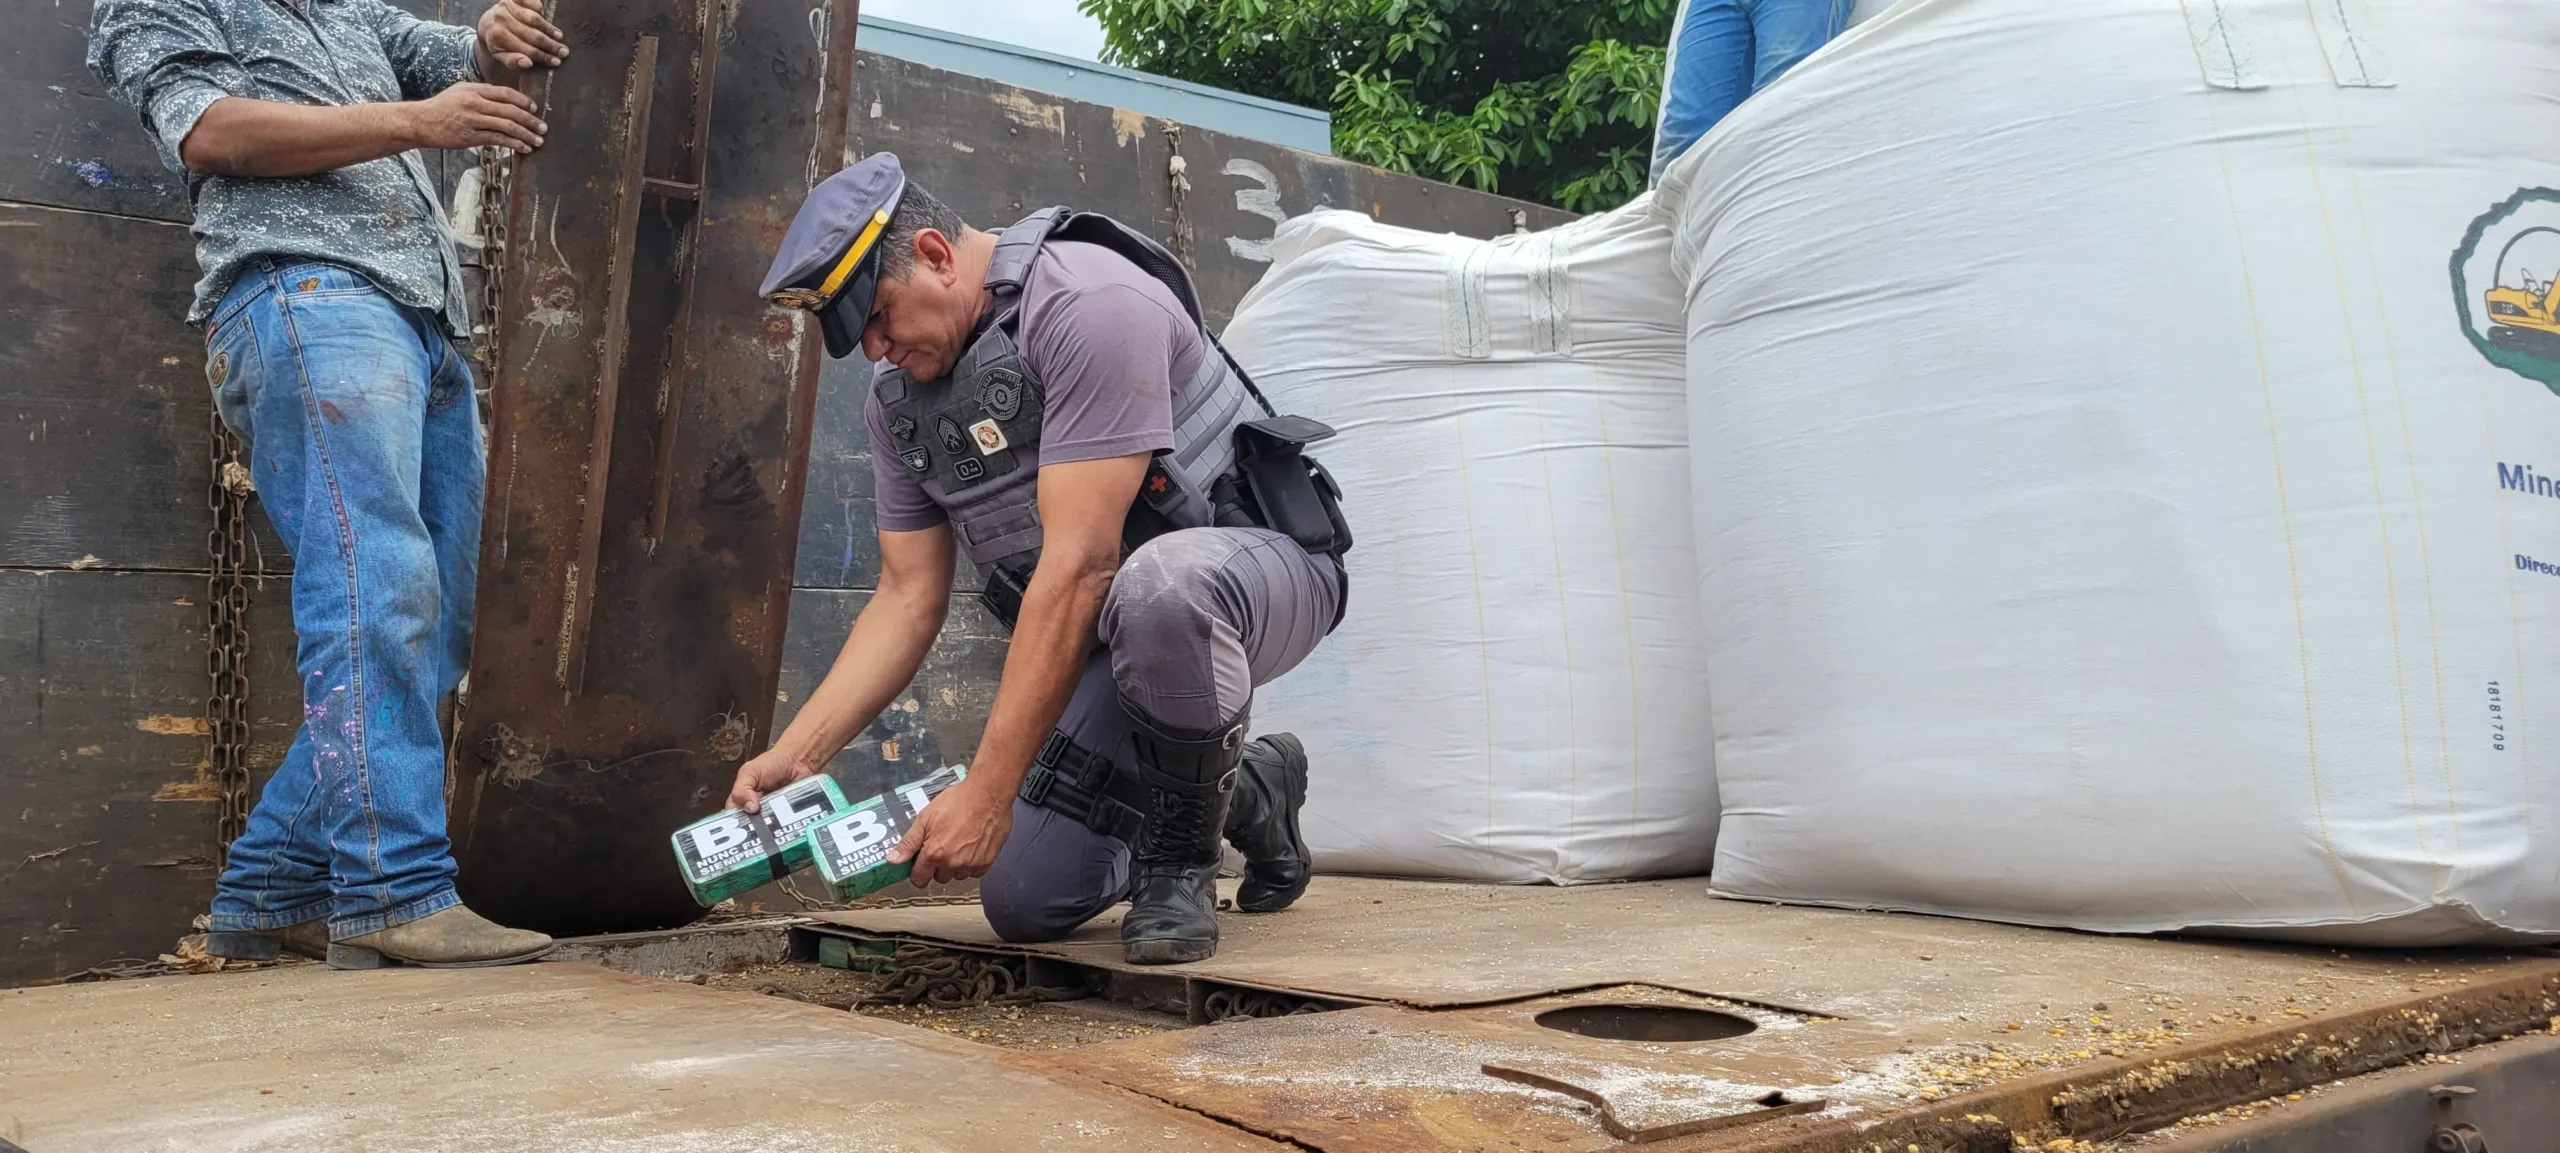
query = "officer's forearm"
xmin=971 ymin=559 xmax=1114 ymax=796
xmin=769 ymin=574 xmax=947 ymax=772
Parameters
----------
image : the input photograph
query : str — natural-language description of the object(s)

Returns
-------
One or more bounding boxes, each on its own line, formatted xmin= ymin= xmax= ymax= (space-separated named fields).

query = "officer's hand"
xmin=478 ymin=0 xmax=569 ymax=71
xmin=889 ymin=776 xmax=1011 ymax=886
xmin=405 ymin=83 xmax=545 ymax=154
xmin=727 ymin=748 xmax=816 ymax=815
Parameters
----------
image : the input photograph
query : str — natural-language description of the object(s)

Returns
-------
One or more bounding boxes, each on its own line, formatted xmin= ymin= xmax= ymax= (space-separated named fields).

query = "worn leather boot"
xmin=204 ymin=918 xmax=331 ymax=961
xmin=1121 ymin=705 xmax=1244 ymax=965
xmin=1224 ymin=734 xmax=1312 ymax=913
xmin=328 ymin=905 xmax=554 ymax=970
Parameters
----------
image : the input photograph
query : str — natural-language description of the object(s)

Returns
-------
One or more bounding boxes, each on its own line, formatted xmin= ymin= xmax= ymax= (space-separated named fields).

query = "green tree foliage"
xmin=1080 ymin=0 xmax=1671 ymax=213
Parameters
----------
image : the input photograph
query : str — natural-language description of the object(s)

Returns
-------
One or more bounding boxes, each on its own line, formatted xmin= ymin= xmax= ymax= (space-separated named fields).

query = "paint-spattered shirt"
xmin=88 ymin=0 xmax=479 ymax=335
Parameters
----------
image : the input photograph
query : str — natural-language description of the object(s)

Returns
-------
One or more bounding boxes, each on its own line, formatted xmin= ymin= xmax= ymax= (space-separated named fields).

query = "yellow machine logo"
xmin=2454 ymin=188 xmax=2560 ymax=396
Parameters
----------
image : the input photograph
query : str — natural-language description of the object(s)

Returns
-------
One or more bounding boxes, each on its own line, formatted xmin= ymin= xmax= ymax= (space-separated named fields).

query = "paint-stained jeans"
xmin=203 ymin=259 xmax=481 ymax=940
xmin=1649 ymin=0 xmax=1854 ymax=184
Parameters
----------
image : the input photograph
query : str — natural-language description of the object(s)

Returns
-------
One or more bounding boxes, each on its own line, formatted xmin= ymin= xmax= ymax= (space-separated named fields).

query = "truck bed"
xmin=5 ymin=877 xmax=2553 ymax=1151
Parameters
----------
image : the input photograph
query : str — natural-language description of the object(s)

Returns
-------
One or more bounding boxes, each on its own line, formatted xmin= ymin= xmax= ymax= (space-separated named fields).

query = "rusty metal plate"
xmin=0 ymin=963 xmax=1287 ymax=1151
xmin=1038 ymin=989 xmax=1847 ymax=1153
xmin=821 ymin=877 xmax=2560 ymax=1149
xmin=451 ymin=0 xmax=856 ymax=934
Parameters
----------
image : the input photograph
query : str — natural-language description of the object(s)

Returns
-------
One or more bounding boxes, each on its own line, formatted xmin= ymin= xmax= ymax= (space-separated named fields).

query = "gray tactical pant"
xmin=979 ymin=527 xmax=1341 ymax=942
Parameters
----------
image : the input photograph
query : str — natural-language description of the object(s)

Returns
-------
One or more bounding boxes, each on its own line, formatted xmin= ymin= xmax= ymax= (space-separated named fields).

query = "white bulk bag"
xmin=1661 ymin=0 xmax=2560 ymax=944
xmin=1224 ymin=201 xmax=1717 ymax=883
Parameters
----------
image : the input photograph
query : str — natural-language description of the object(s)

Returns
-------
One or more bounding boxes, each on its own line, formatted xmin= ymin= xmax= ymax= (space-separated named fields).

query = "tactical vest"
xmin=872 ymin=208 xmax=1347 ymax=629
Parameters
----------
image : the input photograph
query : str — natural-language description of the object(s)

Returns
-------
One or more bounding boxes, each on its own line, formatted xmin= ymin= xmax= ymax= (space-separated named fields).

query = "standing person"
xmin=729 ymin=154 xmax=1353 ymax=964
xmin=1649 ymin=0 xmax=1854 ymax=183
xmin=90 ymin=0 xmax=571 ymax=968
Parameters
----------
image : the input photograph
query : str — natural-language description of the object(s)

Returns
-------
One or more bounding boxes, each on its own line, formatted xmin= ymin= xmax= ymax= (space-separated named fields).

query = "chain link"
xmin=473 ymin=144 xmax=513 ymax=374
xmin=1163 ymin=123 xmax=1195 ymax=266
xmin=205 ymin=401 xmax=254 ymax=862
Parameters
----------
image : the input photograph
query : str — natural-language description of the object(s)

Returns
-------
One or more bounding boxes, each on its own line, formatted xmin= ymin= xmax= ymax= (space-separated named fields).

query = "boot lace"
xmin=1140 ymin=787 xmax=1214 ymax=863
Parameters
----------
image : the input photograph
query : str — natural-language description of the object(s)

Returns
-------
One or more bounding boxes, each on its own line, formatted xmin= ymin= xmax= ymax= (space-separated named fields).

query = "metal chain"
xmin=473 ymin=144 xmax=513 ymax=374
xmin=1163 ymin=123 xmax=1195 ymax=266
xmin=857 ymin=944 xmax=1086 ymax=1010
xmin=205 ymin=402 xmax=254 ymax=863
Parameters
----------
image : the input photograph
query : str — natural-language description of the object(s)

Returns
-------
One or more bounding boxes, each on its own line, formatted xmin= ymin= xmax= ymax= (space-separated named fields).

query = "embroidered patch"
xmin=899 ymin=446 xmax=930 ymax=473
xmin=889 ymin=413 xmax=918 ymax=442
xmin=954 ymin=457 xmax=986 ymax=483
xmin=968 ymin=418 xmax=1009 ymax=456
xmin=935 ymin=415 xmax=968 ymax=457
xmin=979 ymin=369 xmax=1023 ymax=420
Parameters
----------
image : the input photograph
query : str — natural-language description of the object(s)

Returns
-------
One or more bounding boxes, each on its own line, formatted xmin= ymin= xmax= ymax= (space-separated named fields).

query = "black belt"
xmin=1018 ymin=730 xmax=1148 ymax=844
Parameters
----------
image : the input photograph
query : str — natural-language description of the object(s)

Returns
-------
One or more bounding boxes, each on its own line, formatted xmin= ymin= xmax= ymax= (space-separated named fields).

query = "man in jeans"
xmin=1649 ymin=0 xmax=1854 ymax=184
xmin=91 ymin=0 xmax=569 ymax=968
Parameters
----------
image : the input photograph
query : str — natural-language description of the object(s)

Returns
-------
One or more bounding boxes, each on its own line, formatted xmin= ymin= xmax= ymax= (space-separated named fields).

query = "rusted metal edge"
xmin=2135 ymin=1030 xmax=2560 ymax=1152
xmin=794 ymin=916 xmax=1832 ymax=1015
xmin=1657 ymin=968 xmax=2560 ymax=1153
xmin=643 ymin=9 xmax=723 ymax=546
xmin=788 ymin=924 xmax=1389 ymax=1011
xmin=1482 ymin=1063 xmax=1827 ymax=1144
xmin=560 ymin=34 xmax=661 ymax=695
xmin=749 ymin=0 xmax=861 ymax=722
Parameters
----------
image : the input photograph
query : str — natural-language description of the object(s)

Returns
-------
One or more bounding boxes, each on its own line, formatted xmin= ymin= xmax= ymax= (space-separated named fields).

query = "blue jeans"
xmin=203 ymin=260 xmax=482 ymax=940
xmin=1649 ymin=0 xmax=1854 ymax=183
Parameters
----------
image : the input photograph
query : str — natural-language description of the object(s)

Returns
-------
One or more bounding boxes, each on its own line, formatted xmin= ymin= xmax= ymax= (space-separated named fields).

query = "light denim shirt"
xmin=88 ymin=0 xmax=479 ymax=335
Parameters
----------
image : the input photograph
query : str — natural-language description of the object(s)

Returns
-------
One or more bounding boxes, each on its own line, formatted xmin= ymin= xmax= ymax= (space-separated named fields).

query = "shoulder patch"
xmin=979 ymin=369 xmax=1024 ymax=420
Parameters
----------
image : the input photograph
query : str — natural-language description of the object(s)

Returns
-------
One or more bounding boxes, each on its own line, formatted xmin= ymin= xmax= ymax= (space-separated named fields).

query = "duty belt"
xmin=1018 ymin=730 xmax=1148 ymax=843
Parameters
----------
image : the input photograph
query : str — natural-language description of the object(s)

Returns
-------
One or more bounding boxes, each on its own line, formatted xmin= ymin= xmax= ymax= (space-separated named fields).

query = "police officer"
xmin=727 ymin=154 xmax=1351 ymax=964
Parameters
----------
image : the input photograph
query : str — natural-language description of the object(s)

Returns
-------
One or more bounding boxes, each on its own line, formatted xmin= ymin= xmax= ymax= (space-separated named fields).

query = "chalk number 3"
xmin=1223 ymin=159 xmax=1289 ymax=263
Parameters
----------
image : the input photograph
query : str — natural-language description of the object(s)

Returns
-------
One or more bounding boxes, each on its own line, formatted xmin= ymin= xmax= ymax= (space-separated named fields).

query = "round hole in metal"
xmin=1532 ymin=1003 xmax=1757 ymax=1044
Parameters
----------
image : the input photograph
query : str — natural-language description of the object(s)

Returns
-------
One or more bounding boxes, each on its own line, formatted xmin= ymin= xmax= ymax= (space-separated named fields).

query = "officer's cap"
xmin=760 ymin=152 xmax=908 ymax=359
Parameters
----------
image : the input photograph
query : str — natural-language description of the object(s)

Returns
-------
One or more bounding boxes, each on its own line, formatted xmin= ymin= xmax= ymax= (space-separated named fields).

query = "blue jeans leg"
xmin=1747 ymin=0 xmax=1854 ymax=92
xmin=1650 ymin=0 xmax=1754 ymax=185
xmin=417 ymin=307 xmax=482 ymax=724
xmin=203 ymin=260 xmax=476 ymax=939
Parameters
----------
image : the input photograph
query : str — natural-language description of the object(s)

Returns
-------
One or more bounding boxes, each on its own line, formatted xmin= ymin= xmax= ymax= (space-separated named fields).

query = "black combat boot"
xmin=1225 ymin=734 xmax=1312 ymax=913
xmin=1121 ymin=704 xmax=1244 ymax=965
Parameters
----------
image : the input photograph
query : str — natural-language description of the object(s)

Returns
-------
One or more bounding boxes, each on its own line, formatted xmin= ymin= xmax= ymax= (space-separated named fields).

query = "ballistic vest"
xmin=870 ymin=208 xmax=1268 ymax=584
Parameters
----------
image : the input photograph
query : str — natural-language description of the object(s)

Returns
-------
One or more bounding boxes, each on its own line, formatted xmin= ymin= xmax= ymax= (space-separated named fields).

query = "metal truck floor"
xmin=5 ymin=878 xmax=2556 ymax=1152
xmin=806 ymin=876 xmax=2560 ymax=1152
xmin=0 ymin=962 xmax=1279 ymax=1153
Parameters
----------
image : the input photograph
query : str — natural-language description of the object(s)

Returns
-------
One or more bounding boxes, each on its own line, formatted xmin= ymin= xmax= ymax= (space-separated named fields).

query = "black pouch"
xmin=1234 ymin=416 xmax=1353 ymax=557
xmin=978 ymin=563 xmax=1031 ymax=631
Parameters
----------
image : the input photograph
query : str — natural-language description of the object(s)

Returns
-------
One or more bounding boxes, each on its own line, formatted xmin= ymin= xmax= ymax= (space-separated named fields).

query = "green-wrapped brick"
xmin=670 ymin=774 xmax=851 ymax=906
xmin=810 ymin=765 xmax=969 ymax=900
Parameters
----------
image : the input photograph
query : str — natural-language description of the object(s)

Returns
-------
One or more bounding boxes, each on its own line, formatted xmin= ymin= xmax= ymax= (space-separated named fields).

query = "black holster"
xmin=1214 ymin=416 xmax=1354 ymax=559
xmin=1017 ymin=730 xmax=1148 ymax=843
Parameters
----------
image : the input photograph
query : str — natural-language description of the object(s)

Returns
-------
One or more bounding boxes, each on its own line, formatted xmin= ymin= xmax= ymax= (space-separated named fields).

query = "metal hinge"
xmin=2431 ymin=1084 xmax=2490 ymax=1153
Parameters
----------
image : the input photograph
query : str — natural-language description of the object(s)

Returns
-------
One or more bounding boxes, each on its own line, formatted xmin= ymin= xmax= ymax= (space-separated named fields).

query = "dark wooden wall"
xmin=0 ymin=1 xmax=1567 ymax=984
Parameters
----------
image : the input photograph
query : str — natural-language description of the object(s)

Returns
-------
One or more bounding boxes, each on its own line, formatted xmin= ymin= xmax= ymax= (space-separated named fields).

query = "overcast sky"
xmin=862 ymin=0 xmax=1109 ymax=62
